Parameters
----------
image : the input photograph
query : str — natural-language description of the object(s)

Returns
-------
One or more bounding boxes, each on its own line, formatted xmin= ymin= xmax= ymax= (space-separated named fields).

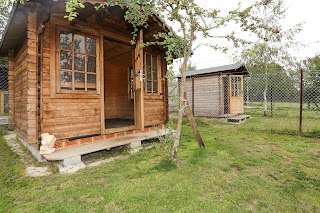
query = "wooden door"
xmin=134 ymin=30 xmax=144 ymax=130
xmin=229 ymin=75 xmax=244 ymax=114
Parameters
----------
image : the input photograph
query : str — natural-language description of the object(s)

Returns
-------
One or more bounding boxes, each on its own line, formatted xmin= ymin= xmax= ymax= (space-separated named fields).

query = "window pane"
xmin=60 ymin=51 xmax=72 ymax=70
xmin=147 ymin=81 xmax=152 ymax=93
xmin=153 ymin=82 xmax=158 ymax=93
xmin=75 ymin=72 xmax=85 ymax=83
xmin=152 ymin=56 xmax=157 ymax=68
xmin=74 ymin=54 xmax=85 ymax=71
xmin=146 ymin=67 xmax=152 ymax=80
xmin=60 ymin=71 xmax=72 ymax=83
xmin=87 ymin=74 xmax=96 ymax=84
xmin=152 ymin=69 xmax=157 ymax=81
xmin=86 ymin=38 xmax=96 ymax=55
xmin=146 ymin=54 xmax=151 ymax=66
xmin=74 ymin=73 xmax=85 ymax=90
xmin=60 ymin=32 xmax=72 ymax=50
xmin=87 ymin=56 xmax=96 ymax=73
xmin=74 ymin=34 xmax=85 ymax=53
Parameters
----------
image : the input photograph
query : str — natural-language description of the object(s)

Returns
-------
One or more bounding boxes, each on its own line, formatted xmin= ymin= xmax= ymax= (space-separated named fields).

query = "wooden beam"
xmin=78 ymin=0 xmax=106 ymax=4
xmin=101 ymin=29 xmax=131 ymax=44
xmin=104 ymin=49 xmax=132 ymax=61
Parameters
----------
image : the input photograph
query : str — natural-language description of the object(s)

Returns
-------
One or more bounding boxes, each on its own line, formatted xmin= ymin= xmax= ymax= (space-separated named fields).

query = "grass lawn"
xmin=0 ymin=111 xmax=319 ymax=212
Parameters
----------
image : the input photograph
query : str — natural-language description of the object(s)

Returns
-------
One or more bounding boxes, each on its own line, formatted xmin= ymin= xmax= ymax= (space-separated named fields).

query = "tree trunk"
xmin=184 ymin=92 xmax=205 ymax=147
xmin=263 ymin=76 xmax=268 ymax=116
xmin=172 ymin=54 xmax=188 ymax=161
xmin=172 ymin=10 xmax=205 ymax=161
xmin=172 ymin=86 xmax=185 ymax=161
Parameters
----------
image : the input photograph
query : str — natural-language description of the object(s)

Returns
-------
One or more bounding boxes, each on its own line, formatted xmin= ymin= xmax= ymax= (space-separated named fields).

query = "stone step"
xmin=227 ymin=115 xmax=250 ymax=123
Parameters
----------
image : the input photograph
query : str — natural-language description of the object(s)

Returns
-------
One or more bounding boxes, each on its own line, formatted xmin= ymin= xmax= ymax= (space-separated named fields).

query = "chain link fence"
xmin=244 ymin=69 xmax=320 ymax=134
xmin=0 ymin=65 xmax=9 ymax=132
xmin=170 ymin=69 xmax=320 ymax=135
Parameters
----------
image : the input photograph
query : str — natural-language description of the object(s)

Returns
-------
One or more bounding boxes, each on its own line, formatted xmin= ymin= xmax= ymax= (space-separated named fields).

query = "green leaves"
xmin=64 ymin=0 xmax=85 ymax=21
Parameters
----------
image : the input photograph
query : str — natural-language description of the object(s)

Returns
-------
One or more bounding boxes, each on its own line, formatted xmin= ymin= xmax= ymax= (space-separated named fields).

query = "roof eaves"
xmin=0 ymin=1 xmax=19 ymax=55
xmin=175 ymin=63 xmax=247 ymax=78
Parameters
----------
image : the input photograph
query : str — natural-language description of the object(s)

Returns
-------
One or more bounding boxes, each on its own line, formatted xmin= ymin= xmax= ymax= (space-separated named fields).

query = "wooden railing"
xmin=0 ymin=90 xmax=8 ymax=115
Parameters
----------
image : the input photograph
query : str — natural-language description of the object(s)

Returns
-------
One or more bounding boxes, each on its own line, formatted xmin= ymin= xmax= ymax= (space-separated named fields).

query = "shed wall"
xmin=185 ymin=75 xmax=224 ymax=116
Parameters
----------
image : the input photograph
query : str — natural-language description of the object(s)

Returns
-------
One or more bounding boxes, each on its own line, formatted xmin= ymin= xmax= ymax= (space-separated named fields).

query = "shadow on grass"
xmin=303 ymin=130 xmax=320 ymax=138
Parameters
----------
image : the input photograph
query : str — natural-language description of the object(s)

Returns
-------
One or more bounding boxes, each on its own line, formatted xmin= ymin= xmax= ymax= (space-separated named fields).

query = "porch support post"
xmin=134 ymin=29 xmax=144 ymax=131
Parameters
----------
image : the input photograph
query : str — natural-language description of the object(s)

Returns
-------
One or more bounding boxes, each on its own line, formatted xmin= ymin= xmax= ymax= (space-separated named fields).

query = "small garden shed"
xmin=0 ymin=0 xmax=170 ymax=161
xmin=176 ymin=63 xmax=248 ymax=117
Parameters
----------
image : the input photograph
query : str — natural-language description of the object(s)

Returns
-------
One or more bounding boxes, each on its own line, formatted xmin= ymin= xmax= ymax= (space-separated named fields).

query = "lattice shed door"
xmin=229 ymin=75 xmax=244 ymax=114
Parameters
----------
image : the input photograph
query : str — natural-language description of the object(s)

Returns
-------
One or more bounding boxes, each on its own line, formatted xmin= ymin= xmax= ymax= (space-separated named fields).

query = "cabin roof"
xmin=0 ymin=0 xmax=172 ymax=56
xmin=176 ymin=62 xmax=249 ymax=78
xmin=0 ymin=1 xmax=27 ymax=56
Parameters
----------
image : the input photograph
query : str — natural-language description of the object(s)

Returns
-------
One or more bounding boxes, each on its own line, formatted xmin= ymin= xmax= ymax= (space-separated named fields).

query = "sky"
xmin=173 ymin=0 xmax=320 ymax=70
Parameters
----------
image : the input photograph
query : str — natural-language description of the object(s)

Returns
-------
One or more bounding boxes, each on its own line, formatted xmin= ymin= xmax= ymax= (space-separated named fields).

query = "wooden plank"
xmin=44 ymin=102 xmax=100 ymax=111
xmin=43 ymin=108 xmax=100 ymax=119
xmin=105 ymin=125 xmax=136 ymax=134
xmin=43 ymin=115 xmax=100 ymax=126
xmin=43 ymin=122 xmax=101 ymax=133
xmin=43 ymin=129 xmax=171 ymax=161
xmin=53 ymin=128 xmax=102 ymax=140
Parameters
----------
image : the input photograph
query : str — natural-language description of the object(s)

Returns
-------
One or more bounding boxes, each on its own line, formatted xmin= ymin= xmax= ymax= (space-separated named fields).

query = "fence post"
xmin=299 ymin=67 xmax=303 ymax=134
xmin=0 ymin=91 xmax=4 ymax=115
xmin=271 ymin=86 xmax=273 ymax=116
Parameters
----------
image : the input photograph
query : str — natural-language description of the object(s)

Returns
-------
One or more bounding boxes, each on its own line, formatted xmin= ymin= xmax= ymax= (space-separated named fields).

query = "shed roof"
xmin=176 ymin=62 xmax=248 ymax=78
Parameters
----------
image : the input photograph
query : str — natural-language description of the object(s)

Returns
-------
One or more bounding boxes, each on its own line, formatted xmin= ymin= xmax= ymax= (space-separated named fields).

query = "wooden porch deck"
xmin=43 ymin=129 xmax=172 ymax=161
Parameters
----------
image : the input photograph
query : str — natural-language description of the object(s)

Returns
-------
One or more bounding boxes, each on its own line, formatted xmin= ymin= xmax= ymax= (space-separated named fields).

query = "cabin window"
xmin=143 ymin=53 xmax=159 ymax=94
xmin=231 ymin=76 xmax=242 ymax=97
xmin=59 ymin=31 xmax=97 ymax=91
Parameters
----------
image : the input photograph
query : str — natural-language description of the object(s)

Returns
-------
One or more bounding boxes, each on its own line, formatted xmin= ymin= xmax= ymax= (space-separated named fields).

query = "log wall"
xmin=144 ymin=56 xmax=168 ymax=126
xmin=13 ymin=41 xmax=29 ymax=142
xmin=41 ymin=20 xmax=102 ymax=140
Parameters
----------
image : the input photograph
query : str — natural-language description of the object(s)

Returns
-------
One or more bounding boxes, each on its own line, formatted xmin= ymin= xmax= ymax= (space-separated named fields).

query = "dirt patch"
xmin=231 ymin=166 xmax=241 ymax=174
xmin=308 ymin=149 xmax=320 ymax=157
xmin=26 ymin=166 xmax=51 ymax=177
xmin=79 ymin=195 xmax=105 ymax=204
xmin=4 ymin=132 xmax=52 ymax=177
xmin=86 ymin=156 xmax=126 ymax=168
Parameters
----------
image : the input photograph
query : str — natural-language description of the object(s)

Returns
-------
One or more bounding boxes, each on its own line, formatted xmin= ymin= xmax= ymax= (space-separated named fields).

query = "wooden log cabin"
xmin=176 ymin=63 xmax=249 ymax=117
xmin=0 ymin=0 xmax=170 ymax=162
